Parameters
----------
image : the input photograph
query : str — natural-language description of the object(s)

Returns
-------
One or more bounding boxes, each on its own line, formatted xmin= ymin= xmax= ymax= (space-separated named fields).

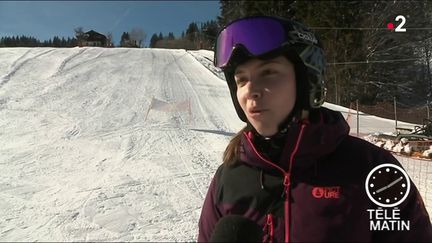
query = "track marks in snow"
xmin=64 ymin=125 xmax=81 ymax=140
xmin=10 ymin=49 xmax=32 ymax=69
xmin=166 ymin=131 xmax=205 ymax=199
xmin=54 ymin=48 xmax=119 ymax=76
xmin=123 ymin=133 xmax=146 ymax=161
xmin=0 ymin=49 xmax=54 ymax=89
xmin=0 ymin=48 xmax=238 ymax=241
xmin=52 ymin=48 xmax=88 ymax=77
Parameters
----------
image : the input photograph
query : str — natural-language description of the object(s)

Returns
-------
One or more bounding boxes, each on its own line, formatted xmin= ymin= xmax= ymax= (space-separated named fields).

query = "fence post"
xmin=356 ymin=99 xmax=359 ymax=137
xmin=144 ymin=97 xmax=154 ymax=122
xmin=394 ymin=96 xmax=398 ymax=133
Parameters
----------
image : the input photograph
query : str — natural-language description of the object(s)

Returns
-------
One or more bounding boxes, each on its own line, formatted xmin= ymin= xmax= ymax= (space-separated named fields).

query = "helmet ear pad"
xmin=225 ymin=73 xmax=248 ymax=122
xmin=224 ymin=49 xmax=310 ymax=123
xmin=284 ymin=50 xmax=310 ymax=117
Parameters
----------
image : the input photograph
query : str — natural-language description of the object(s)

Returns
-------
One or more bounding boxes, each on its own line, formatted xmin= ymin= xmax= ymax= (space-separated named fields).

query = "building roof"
xmin=84 ymin=30 xmax=106 ymax=41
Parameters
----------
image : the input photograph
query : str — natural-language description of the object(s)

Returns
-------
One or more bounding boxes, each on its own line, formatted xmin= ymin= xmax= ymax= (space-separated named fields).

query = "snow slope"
xmin=0 ymin=47 xmax=429 ymax=241
xmin=0 ymin=47 xmax=243 ymax=241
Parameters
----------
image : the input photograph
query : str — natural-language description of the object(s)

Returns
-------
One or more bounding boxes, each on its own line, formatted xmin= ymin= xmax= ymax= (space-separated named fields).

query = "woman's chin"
xmin=253 ymin=126 xmax=278 ymax=137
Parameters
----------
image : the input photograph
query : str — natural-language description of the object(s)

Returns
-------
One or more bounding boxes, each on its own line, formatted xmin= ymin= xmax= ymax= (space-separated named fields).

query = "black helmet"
xmin=214 ymin=16 xmax=326 ymax=122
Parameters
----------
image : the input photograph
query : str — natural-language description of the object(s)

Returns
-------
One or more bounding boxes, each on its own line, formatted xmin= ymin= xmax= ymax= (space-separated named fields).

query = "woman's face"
xmin=235 ymin=56 xmax=296 ymax=137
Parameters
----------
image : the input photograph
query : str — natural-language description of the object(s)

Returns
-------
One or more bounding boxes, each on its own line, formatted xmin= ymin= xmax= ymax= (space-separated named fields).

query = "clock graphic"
xmin=365 ymin=163 xmax=411 ymax=208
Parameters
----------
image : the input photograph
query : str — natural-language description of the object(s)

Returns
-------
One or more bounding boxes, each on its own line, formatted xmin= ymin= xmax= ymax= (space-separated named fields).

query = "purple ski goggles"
xmin=214 ymin=17 xmax=294 ymax=69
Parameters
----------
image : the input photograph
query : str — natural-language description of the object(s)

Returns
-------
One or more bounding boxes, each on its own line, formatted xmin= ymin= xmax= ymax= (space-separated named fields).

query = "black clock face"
xmin=365 ymin=163 xmax=411 ymax=207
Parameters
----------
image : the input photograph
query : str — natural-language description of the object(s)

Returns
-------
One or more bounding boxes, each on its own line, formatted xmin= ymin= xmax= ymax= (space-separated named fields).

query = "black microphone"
xmin=209 ymin=215 xmax=263 ymax=242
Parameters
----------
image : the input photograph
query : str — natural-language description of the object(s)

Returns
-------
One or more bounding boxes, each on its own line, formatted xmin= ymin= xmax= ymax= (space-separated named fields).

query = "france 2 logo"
xmin=387 ymin=15 xmax=407 ymax=32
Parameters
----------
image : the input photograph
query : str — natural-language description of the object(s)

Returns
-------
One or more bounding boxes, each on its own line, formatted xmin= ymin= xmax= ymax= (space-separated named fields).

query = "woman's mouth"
xmin=248 ymin=108 xmax=268 ymax=117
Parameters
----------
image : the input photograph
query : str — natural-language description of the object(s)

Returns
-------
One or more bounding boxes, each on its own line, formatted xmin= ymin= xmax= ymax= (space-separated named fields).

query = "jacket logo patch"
xmin=312 ymin=186 xmax=341 ymax=199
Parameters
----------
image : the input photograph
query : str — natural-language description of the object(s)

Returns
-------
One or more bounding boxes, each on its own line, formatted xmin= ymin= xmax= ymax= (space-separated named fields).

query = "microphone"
xmin=209 ymin=215 xmax=263 ymax=242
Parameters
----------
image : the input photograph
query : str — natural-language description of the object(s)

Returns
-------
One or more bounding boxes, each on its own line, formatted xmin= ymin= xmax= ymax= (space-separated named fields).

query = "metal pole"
xmin=427 ymin=101 xmax=430 ymax=120
xmin=356 ymin=99 xmax=359 ymax=137
xmin=333 ymin=30 xmax=338 ymax=105
xmin=394 ymin=96 xmax=398 ymax=132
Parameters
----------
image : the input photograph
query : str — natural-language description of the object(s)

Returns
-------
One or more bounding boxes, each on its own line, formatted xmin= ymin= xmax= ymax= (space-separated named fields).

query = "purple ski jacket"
xmin=198 ymin=107 xmax=432 ymax=242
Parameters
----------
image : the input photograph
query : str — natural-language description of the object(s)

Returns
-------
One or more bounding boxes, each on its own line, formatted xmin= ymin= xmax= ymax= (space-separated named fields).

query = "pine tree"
xmin=167 ymin=32 xmax=175 ymax=40
xmin=120 ymin=32 xmax=130 ymax=47
xmin=201 ymin=20 xmax=220 ymax=47
xmin=150 ymin=33 xmax=159 ymax=48
xmin=217 ymin=0 xmax=295 ymax=27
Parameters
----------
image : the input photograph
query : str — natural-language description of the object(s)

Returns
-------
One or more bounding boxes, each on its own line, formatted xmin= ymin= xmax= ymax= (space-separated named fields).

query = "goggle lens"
xmin=214 ymin=17 xmax=286 ymax=68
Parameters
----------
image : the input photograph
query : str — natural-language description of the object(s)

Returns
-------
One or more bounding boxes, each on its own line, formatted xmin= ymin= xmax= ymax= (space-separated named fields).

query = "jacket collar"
xmin=239 ymin=107 xmax=350 ymax=172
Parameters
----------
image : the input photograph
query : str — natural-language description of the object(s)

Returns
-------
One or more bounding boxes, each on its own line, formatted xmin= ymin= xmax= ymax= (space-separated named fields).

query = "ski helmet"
xmin=214 ymin=15 xmax=326 ymax=122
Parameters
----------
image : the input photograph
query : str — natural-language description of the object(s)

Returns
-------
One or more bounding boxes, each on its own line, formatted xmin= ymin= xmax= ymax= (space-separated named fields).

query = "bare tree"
xmin=74 ymin=27 xmax=85 ymax=46
xmin=106 ymin=32 xmax=113 ymax=47
xmin=130 ymin=27 xmax=146 ymax=48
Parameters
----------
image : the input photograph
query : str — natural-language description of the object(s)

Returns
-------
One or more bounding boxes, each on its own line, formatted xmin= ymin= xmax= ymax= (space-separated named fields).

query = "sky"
xmin=0 ymin=1 xmax=220 ymax=46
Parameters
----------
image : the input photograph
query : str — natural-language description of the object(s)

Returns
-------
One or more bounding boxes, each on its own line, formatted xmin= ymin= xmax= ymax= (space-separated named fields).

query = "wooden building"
xmin=81 ymin=30 xmax=107 ymax=47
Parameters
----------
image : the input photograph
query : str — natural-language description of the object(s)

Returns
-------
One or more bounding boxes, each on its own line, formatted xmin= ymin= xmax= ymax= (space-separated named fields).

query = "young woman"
xmin=198 ymin=16 xmax=432 ymax=242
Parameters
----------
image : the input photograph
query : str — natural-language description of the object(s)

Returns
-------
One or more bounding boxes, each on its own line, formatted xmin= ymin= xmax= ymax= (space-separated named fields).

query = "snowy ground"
xmin=0 ymin=47 xmax=430 ymax=241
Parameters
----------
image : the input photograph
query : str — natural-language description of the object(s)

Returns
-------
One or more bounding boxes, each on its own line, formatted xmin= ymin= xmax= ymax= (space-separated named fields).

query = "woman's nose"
xmin=246 ymin=81 xmax=262 ymax=99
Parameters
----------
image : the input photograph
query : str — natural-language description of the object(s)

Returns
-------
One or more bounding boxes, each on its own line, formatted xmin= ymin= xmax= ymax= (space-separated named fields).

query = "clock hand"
xmin=375 ymin=177 xmax=403 ymax=194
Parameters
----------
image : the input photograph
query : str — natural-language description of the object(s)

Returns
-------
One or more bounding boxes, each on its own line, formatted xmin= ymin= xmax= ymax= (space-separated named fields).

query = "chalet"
xmin=81 ymin=30 xmax=107 ymax=47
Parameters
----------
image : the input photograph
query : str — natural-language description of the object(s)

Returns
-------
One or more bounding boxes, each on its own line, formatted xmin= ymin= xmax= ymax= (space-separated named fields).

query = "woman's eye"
xmin=235 ymin=77 xmax=247 ymax=86
xmin=262 ymin=69 xmax=277 ymax=76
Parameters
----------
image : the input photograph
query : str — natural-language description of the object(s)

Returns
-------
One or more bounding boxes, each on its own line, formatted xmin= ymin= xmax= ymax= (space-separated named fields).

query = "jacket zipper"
xmin=267 ymin=214 xmax=274 ymax=243
xmin=283 ymin=173 xmax=291 ymax=243
xmin=284 ymin=123 xmax=307 ymax=243
xmin=244 ymin=122 xmax=307 ymax=243
xmin=263 ymin=214 xmax=274 ymax=243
